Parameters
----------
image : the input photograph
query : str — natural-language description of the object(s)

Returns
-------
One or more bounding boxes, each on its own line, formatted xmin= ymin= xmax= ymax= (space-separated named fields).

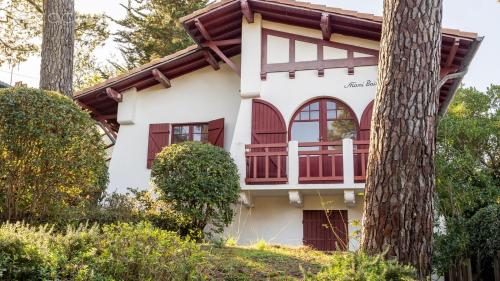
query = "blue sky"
xmin=1 ymin=0 xmax=499 ymax=91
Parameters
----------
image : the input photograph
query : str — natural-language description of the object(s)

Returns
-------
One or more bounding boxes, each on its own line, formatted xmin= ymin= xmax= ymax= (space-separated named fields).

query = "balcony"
xmin=244 ymin=139 xmax=369 ymax=189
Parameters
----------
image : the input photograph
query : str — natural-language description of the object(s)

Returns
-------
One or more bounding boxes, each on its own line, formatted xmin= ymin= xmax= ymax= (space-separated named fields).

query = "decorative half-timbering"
xmin=260 ymin=29 xmax=379 ymax=80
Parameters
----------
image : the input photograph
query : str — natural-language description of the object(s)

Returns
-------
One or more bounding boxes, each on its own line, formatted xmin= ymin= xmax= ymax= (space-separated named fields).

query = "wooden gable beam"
xmin=152 ymin=68 xmax=171 ymax=88
xmin=445 ymin=38 xmax=460 ymax=68
xmin=194 ymin=19 xmax=212 ymax=41
xmin=76 ymin=101 xmax=117 ymax=139
xmin=320 ymin=13 xmax=332 ymax=41
xmin=105 ymin=87 xmax=123 ymax=102
xmin=206 ymin=42 xmax=241 ymax=76
xmin=240 ymin=0 xmax=254 ymax=23
xmin=203 ymin=50 xmax=220 ymax=70
xmin=195 ymin=18 xmax=241 ymax=76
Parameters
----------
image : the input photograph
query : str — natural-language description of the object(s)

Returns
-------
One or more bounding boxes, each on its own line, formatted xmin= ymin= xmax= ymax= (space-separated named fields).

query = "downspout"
xmin=438 ymin=36 xmax=484 ymax=116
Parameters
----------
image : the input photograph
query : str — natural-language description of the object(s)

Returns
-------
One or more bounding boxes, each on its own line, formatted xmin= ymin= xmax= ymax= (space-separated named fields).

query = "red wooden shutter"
xmin=359 ymin=100 xmax=374 ymax=141
xmin=251 ymin=99 xmax=287 ymax=144
xmin=147 ymin=123 xmax=170 ymax=169
xmin=208 ymin=118 xmax=224 ymax=148
xmin=355 ymin=101 xmax=373 ymax=179
xmin=250 ymin=99 xmax=287 ymax=181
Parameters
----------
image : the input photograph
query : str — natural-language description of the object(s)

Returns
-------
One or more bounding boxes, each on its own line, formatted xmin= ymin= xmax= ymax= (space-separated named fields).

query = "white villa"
xmin=75 ymin=0 xmax=481 ymax=251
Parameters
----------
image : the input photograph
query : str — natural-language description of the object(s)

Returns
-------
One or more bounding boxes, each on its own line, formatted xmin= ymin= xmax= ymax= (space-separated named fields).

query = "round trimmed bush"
xmin=0 ymin=88 xmax=108 ymax=223
xmin=151 ymin=141 xmax=240 ymax=238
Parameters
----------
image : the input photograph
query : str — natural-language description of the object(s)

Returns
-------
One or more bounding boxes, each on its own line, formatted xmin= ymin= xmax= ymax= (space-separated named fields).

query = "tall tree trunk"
xmin=361 ymin=0 xmax=442 ymax=278
xmin=39 ymin=0 xmax=75 ymax=97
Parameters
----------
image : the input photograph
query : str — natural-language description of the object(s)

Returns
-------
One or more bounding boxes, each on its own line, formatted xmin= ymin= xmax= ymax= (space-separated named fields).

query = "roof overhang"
xmin=75 ymin=0 xmax=482 ymax=131
xmin=0 ymin=81 xmax=10 ymax=88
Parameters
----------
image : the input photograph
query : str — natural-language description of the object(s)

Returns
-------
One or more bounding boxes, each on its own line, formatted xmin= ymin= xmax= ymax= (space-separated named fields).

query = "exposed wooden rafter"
xmin=203 ymin=49 xmax=220 ymax=70
xmin=240 ymin=0 xmax=254 ymax=23
xmin=105 ymin=87 xmax=122 ymax=102
xmin=320 ymin=13 xmax=332 ymax=40
xmin=440 ymin=66 xmax=459 ymax=79
xmin=152 ymin=68 xmax=171 ymax=88
xmin=445 ymin=38 xmax=460 ymax=68
xmin=101 ymin=114 xmax=117 ymax=120
xmin=194 ymin=19 xmax=212 ymax=40
xmin=195 ymin=19 xmax=241 ymax=75
xmin=76 ymin=101 xmax=117 ymax=139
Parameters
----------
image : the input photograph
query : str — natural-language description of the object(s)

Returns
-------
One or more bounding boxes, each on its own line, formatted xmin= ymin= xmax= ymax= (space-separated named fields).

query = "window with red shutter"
xmin=147 ymin=123 xmax=170 ymax=169
xmin=208 ymin=118 xmax=224 ymax=148
xmin=171 ymin=123 xmax=209 ymax=144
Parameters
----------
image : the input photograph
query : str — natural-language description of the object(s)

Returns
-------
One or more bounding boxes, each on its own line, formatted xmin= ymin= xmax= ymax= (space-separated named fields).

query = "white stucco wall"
xmin=225 ymin=194 xmax=364 ymax=251
xmin=106 ymin=16 xmax=380 ymax=248
xmin=108 ymin=61 xmax=241 ymax=193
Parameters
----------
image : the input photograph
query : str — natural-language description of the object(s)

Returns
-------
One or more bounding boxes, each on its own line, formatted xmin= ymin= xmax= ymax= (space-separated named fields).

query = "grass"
xmin=203 ymin=244 xmax=331 ymax=280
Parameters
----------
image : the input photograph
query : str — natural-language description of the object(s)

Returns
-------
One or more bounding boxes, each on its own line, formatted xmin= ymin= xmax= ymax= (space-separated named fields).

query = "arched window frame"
xmin=288 ymin=97 xmax=360 ymax=142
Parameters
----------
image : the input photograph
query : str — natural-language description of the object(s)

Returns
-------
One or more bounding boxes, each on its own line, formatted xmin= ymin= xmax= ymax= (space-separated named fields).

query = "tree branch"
xmin=24 ymin=0 xmax=43 ymax=14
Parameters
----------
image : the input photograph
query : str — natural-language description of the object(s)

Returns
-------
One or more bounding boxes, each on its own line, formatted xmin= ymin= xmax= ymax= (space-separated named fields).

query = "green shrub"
xmin=151 ymin=141 xmax=240 ymax=239
xmin=311 ymin=252 xmax=417 ymax=281
xmin=0 ymin=88 xmax=108 ymax=224
xmin=0 ymin=222 xmax=206 ymax=280
xmin=467 ymin=204 xmax=500 ymax=265
xmin=82 ymin=188 xmax=189 ymax=233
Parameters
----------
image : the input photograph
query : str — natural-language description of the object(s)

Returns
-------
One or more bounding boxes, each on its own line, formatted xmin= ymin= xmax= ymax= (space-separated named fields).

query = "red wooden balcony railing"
xmin=353 ymin=140 xmax=369 ymax=182
xmin=298 ymin=141 xmax=344 ymax=183
xmin=245 ymin=143 xmax=288 ymax=184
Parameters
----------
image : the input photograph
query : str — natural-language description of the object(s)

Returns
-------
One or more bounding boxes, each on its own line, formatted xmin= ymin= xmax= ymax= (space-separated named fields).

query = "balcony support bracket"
xmin=344 ymin=190 xmax=356 ymax=208
xmin=288 ymin=190 xmax=303 ymax=208
xmin=238 ymin=191 xmax=253 ymax=208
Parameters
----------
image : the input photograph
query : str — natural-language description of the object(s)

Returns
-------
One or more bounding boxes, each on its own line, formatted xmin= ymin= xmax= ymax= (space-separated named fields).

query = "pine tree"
xmin=361 ymin=0 xmax=443 ymax=278
xmin=112 ymin=0 xmax=207 ymax=69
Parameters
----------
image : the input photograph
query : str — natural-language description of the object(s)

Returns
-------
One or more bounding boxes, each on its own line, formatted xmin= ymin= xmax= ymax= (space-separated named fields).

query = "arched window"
xmin=290 ymin=98 xmax=358 ymax=143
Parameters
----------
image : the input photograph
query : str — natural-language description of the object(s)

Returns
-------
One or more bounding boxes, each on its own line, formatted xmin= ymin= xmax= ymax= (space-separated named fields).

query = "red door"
xmin=303 ymin=210 xmax=348 ymax=251
xmin=250 ymin=99 xmax=287 ymax=181
xmin=290 ymin=98 xmax=358 ymax=182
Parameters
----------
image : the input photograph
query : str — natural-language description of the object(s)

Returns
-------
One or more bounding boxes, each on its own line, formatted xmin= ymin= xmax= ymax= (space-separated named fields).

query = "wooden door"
xmin=303 ymin=210 xmax=348 ymax=251
xmin=250 ymin=99 xmax=287 ymax=180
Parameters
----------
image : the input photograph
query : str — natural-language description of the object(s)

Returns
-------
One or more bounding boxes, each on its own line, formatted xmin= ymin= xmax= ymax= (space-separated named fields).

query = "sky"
xmin=1 ymin=0 xmax=499 ymax=91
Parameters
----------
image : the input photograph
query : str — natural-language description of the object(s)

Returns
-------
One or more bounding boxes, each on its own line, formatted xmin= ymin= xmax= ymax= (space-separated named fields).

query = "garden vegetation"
xmin=0 ymin=88 xmax=108 ymax=224
xmin=151 ymin=141 xmax=240 ymax=239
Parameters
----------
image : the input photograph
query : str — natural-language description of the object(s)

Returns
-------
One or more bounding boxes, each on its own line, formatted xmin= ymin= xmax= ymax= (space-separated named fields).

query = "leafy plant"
xmin=0 ymin=88 xmax=108 ymax=224
xmin=311 ymin=252 xmax=417 ymax=281
xmin=433 ymin=86 xmax=500 ymax=276
xmin=254 ymin=239 xmax=267 ymax=251
xmin=151 ymin=141 xmax=240 ymax=240
xmin=0 ymin=222 xmax=206 ymax=280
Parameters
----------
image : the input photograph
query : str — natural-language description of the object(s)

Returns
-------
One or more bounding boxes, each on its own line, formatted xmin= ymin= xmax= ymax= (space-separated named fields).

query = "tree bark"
xmin=361 ymin=0 xmax=442 ymax=278
xmin=39 ymin=0 xmax=75 ymax=97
